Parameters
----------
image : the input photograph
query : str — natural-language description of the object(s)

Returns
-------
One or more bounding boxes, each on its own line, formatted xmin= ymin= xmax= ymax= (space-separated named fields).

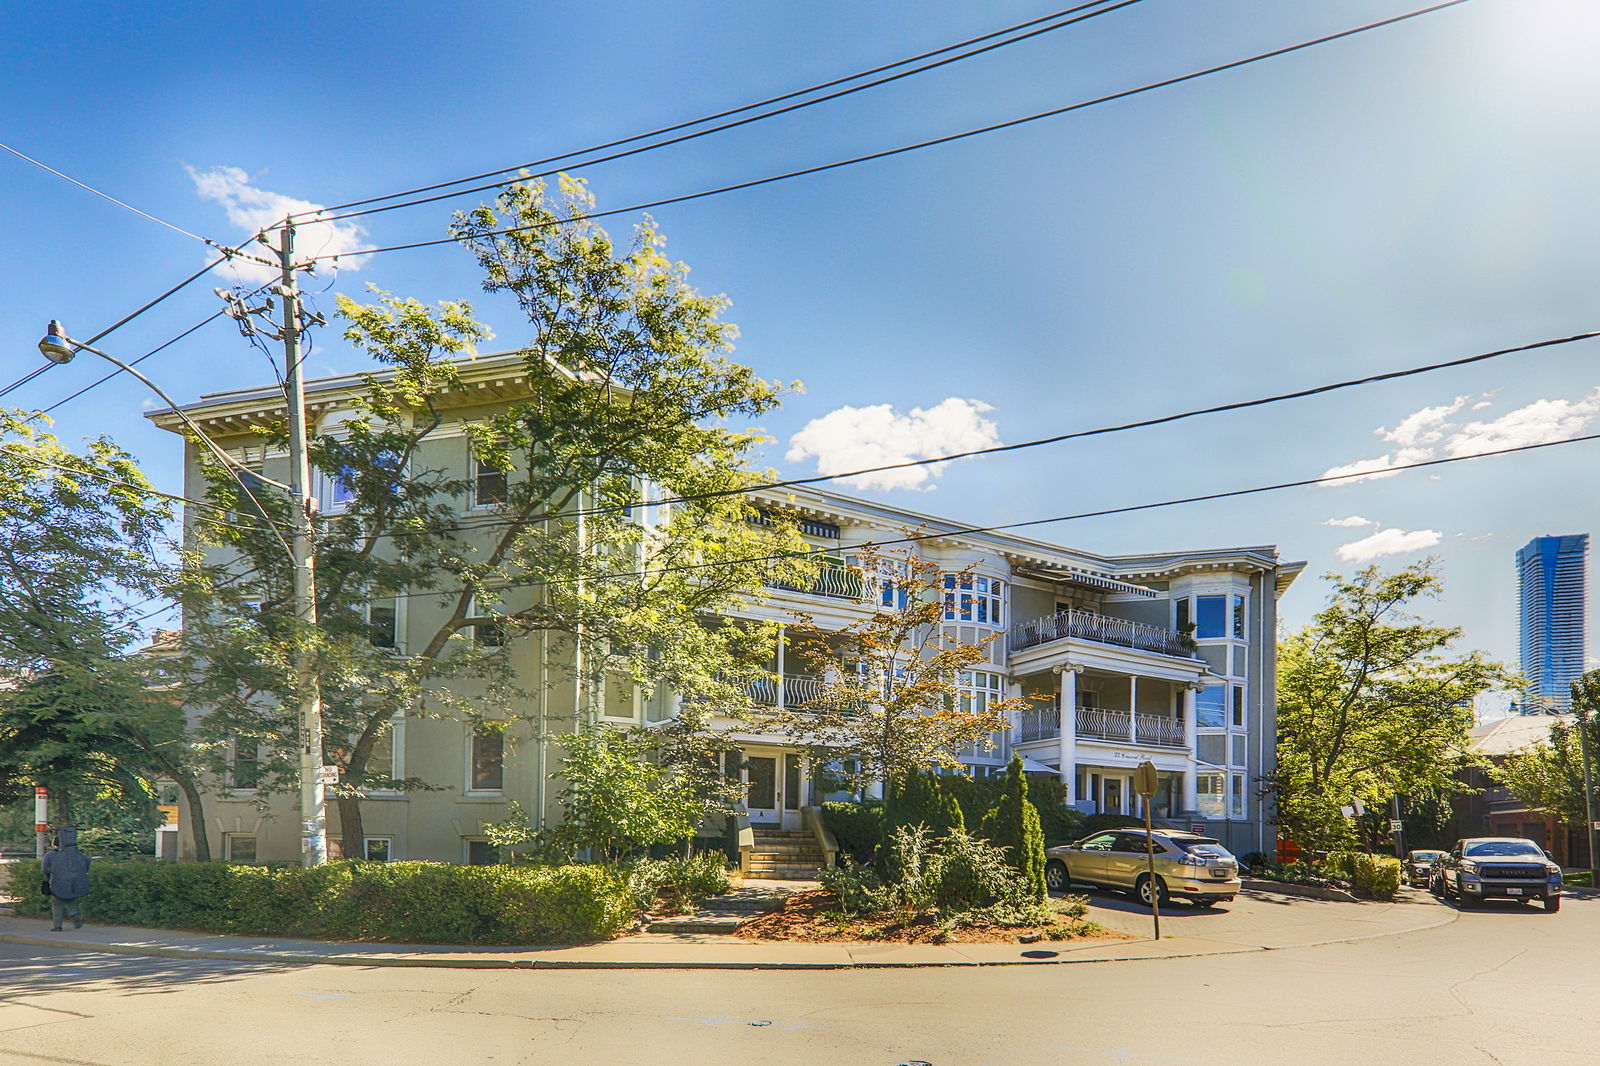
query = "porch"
xmin=1017 ymin=705 xmax=1187 ymax=749
xmin=1010 ymin=608 xmax=1198 ymax=660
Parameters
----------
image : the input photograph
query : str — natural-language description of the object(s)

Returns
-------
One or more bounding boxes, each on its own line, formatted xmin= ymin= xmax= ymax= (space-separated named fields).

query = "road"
xmin=0 ymin=889 xmax=1592 ymax=1066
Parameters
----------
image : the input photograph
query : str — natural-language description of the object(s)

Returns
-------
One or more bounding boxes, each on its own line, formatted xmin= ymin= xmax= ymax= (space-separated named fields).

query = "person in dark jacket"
xmin=42 ymin=826 xmax=91 ymax=930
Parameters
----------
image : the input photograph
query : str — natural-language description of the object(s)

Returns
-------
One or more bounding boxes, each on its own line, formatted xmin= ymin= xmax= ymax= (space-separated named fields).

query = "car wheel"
xmin=1429 ymin=875 xmax=1444 ymax=898
xmin=1135 ymin=874 xmax=1169 ymax=909
xmin=1044 ymin=860 xmax=1070 ymax=895
xmin=1544 ymin=895 xmax=1560 ymax=913
xmin=1455 ymin=879 xmax=1477 ymax=909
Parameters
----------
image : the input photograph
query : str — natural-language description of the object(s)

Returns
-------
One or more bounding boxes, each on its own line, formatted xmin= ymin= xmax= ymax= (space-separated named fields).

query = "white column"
xmin=1183 ymin=685 xmax=1199 ymax=814
xmin=1057 ymin=666 xmax=1079 ymax=803
xmin=775 ymin=625 xmax=786 ymax=711
xmin=1128 ymin=675 xmax=1139 ymax=744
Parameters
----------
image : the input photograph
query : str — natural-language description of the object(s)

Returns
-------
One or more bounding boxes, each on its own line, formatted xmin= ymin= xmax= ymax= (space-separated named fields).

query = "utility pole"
xmin=277 ymin=219 xmax=327 ymax=866
xmin=1576 ymin=705 xmax=1597 ymax=886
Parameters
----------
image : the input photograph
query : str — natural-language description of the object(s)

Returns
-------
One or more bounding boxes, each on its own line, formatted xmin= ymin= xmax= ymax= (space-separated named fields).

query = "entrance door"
xmin=745 ymin=754 xmax=780 ymax=824
xmin=1103 ymin=778 xmax=1123 ymax=815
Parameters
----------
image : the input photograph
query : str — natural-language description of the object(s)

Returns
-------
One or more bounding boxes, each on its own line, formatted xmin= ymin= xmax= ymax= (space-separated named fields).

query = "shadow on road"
xmin=0 ymin=944 xmax=287 ymax=998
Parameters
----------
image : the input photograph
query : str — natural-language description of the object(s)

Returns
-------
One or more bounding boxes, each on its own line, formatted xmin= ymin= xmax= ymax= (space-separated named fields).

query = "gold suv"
xmin=1045 ymin=828 xmax=1241 ymax=907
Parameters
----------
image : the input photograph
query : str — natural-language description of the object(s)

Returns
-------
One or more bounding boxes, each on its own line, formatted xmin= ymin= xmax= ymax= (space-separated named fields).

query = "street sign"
xmin=1592 ymin=821 xmax=1600 ymax=831
xmin=1132 ymin=760 xmax=1158 ymax=798
xmin=1190 ymin=824 xmax=1206 ymax=836
xmin=314 ymin=765 xmax=339 ymax=786
xmin=1389 ymin=819 xmax=1404 ymax=833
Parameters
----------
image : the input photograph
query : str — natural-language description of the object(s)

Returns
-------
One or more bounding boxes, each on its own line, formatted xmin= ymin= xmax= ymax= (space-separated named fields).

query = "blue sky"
xmin=3 ymin=0 xmax=1597 ymax=691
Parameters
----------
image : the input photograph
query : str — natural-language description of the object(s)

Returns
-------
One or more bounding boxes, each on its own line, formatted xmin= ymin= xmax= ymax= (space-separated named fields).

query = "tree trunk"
xmin=338 ymin=793 xmax=365 ymax=861
xmin=51 ymin=783 xmax=73 ymax=826
xmin=176 ymin=774 xmax=212 ymax=862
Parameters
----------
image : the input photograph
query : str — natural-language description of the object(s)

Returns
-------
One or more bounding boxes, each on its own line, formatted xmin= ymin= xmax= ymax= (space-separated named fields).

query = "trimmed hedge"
xmin=7 ymin=859 xmax=633 ymax=945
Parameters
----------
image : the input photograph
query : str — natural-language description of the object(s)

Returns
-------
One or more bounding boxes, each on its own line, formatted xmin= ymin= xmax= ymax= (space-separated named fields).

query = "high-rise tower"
xmin=1517 ymin=534 xmax=1589 ymax=712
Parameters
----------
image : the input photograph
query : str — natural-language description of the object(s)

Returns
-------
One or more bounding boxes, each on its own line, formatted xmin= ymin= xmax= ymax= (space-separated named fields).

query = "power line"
xmin=284 ymin=324 xmax=1598 ymax=546
xmin=310 ymin=0 xmax=1144 ymax=224
xmin=305 ymin=0 xmax=1473 ymax=264
xmin=1 ymin=140 xmax=221 ymax=248
xmin=305 ymin=0 xmax=1139 ymax=217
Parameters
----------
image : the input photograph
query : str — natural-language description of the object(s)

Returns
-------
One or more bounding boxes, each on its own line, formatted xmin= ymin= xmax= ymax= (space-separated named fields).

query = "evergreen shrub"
xmin=821 ymin=801 xmax=885 ymax=863
xmin=986 ymin=755 xmax=1047 ymax=899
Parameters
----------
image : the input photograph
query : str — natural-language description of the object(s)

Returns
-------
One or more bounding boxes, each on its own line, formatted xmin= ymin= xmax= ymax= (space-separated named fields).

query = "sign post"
xmin=34 ymin=785 xmax=49 ymax=861
xmin=1132 ymin=760 xmax=1161 ymax=941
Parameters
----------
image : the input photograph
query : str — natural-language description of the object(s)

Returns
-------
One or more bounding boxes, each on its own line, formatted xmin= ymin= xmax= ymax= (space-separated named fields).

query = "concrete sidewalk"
xmin=0 ymin=883 xmax=1458 ymax=971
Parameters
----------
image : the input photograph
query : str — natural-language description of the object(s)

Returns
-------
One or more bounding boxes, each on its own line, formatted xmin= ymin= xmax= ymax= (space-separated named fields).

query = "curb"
xmin=0 ymin=899 xmax=1459 ymax=970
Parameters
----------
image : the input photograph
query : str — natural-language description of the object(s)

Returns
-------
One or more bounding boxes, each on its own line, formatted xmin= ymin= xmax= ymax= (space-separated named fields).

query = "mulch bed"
xmin=733 ymin=889 xmax=1136 ymax=945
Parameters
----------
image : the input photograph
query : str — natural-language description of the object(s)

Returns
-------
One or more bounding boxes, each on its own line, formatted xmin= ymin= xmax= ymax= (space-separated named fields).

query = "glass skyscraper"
xmin=1517 ymin=534 xmax=1589 ymax=712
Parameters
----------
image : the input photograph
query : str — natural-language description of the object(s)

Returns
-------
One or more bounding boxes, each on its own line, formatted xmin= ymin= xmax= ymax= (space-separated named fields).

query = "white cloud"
xmin=1323 ymin=515 xmax=1375 ymax=528
xmin=1321 ymin=387 xmax=1600 ymax=484
xmin=785 ymin=397 xmax=1000 ymax=491
xmin=1335 ymin=527 xmax=1442 ymax=563
xmin=187 ymin=165 xmax=370 ymax=284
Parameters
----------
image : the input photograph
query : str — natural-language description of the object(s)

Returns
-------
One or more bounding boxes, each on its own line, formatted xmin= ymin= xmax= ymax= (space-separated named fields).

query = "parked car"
xmin=1429 ymin=837 xmax=1562 ymax=912
xmin=1044 ymin=828 xmax=1241 ymax=908
xmin=1402 ymin=849 xmax=1446 ymax=888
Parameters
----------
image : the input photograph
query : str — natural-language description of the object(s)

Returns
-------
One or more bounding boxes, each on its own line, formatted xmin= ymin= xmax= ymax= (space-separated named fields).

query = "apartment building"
xmin=150 ymin=354 xmax=1302 ymax=864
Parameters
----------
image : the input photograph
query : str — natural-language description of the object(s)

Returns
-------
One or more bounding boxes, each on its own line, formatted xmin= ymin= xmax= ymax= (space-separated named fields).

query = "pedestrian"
xmin=42 ymin=826 xmax=91 ymax=931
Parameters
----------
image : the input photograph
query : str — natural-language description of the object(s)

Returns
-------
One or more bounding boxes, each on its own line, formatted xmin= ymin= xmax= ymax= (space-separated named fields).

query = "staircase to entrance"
xmin=747 ymin=826 xmax=827 ymax=880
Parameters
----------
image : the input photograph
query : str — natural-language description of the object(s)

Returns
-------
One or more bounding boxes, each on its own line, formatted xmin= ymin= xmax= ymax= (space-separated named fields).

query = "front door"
xmin=745 ymin=753 xmax=780 ymax=824
xmin=1104 ymin=777 xmax=1123 ymax=815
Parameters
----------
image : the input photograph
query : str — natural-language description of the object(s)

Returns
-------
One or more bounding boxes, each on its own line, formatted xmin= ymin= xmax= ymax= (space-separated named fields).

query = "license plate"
xmin=1506 ymin=888 xmax=1523 ymax=895
xmin=1211 ymin=869 xmax=1227 ymax=878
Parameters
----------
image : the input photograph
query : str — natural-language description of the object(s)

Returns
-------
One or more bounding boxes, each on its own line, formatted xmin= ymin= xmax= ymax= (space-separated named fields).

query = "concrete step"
xmin=646 ymin=915 xmax=745 ymax=934
xmin=746 ymin=867 xmax=823 ymax=880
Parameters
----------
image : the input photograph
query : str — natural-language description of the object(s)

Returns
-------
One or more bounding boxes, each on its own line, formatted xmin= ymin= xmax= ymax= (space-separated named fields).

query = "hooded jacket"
xmin=43 ymin=827 xmax=92 ymax=900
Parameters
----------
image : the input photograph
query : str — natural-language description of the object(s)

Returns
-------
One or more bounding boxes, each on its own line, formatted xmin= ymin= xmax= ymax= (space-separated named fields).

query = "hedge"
xmin=6 ymin=859 xmax=634 ymax=945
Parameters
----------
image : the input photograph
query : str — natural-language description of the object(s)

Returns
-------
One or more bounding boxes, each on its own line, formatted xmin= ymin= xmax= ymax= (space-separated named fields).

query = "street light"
xmin=36 ymin=288 xmax=329 ymax=866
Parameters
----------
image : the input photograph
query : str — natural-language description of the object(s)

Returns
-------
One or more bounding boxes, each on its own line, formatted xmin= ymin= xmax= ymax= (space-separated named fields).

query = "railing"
xmin=766 ymin=563 xmax=867 ymax=601
xmin=1009 ymin=608 xmax=1199 ymax=659
xmin=1017 ymin=706 xmax=1187 ymax=748
xmin=744 ymin=673 xmax=827 ymax=709
xmin=1075 ymin=708 xmax=1186 ymax=748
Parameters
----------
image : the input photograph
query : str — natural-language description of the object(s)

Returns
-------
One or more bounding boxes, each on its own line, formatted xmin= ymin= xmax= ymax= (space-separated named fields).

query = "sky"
xmin=3 ymin=0 xmax=1598 ymax=699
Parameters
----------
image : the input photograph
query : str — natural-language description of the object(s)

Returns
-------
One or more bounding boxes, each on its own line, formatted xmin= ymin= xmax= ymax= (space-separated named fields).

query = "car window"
xmin=1178 ymin=843 xmax=1233 ymax=860
xmin=1171 ymin=837 xmax=1224 ymax=852
xmin=1408 ymin=851 xmax=1443 ymax=861
xmin=1078 ymin=833 xmax=1118 ymax=852
xmin=1113 ymin=833 xmax=1153 ymax=853
xmin=1464 ymin=840 xmax=1545 ymax=858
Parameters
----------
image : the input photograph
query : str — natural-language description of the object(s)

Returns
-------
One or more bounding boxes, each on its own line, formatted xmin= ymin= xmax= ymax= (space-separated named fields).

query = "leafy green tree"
xmin=885 ymin=769 xmax=964 ymax=845
xmin=984 ymin=754 xmax=1046 ymax=898
xmin=781 ymin=546 xmax=1021 ymax=791
xmin=1271 ymin=563 xmax=1510 ymax=852
xmin=180 ymin=177 xmax=803 ymax=858
xmin=1494 ymin=671 xmax=1600 ymax=825
xmin=0 ymin=412 xmax=210 ymax=856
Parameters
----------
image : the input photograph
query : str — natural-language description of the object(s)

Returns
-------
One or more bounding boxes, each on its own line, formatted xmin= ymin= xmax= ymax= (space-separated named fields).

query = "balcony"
xmin=1016 ymin=705 xmax=1187 ymax=749
xmin=744 ymin=673 xmax=828 ymax=710
xmin=1010 ymin=608 xmax=1198 ymax=659
xmin=765 ymin=563 xmax=867 ymax=601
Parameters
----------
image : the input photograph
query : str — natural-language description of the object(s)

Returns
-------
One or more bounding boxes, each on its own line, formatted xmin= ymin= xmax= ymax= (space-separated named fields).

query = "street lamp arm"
xmin=38 ymin=323 xmax=297 ymax=561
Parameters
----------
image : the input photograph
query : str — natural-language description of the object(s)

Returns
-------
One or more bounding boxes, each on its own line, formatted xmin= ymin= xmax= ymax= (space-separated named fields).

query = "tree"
xmin=885 ymin=769 xmax=964 ymax=840
xmin=984 ymin=754 xmax=1046 ymax=898
xmin=0 ymin=412 xmax=211 ymax=857
xmin=179 ymin=176 xmax=804 ymax=857
xmin=1494 ymin=671 xmax=1600 ymax=825
xmin=1270 ymin=562 xmax=1510 ymax=852
xmin=779 ymin=546 xmax=1022 ymax=792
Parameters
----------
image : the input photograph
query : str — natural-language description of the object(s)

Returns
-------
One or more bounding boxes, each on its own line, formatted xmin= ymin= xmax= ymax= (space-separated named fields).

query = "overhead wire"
xmin=309 ymin=0 xmax=1144 ymax=224
xmin=306 ymin=0 xmax=1138 ymax=220
xmin=304 ymin=0 xmax=1474 ymax=264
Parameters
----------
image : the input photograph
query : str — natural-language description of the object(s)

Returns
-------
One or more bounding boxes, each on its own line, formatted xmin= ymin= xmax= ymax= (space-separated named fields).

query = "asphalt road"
xmin=0 ymin=888 xmax=1592 ymax=1066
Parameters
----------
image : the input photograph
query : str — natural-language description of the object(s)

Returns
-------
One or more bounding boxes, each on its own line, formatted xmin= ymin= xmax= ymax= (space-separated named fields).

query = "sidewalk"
xmin=0 ymin=883 xmax=1459 ymax=971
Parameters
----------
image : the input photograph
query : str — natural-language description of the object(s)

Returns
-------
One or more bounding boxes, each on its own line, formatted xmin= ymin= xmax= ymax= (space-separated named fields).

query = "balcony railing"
xmin=743 ymin=673 xmax=828 ymax=709
xmin=1016 ymin=705 xmax=1187 ymax=749
xmin=765 ymin=563 xmax=867 ymax=601
xmin=1010 ymin=608 xmax=1198 ymax=659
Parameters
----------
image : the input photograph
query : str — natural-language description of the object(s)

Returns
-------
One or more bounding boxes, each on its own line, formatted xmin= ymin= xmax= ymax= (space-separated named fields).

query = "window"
xmin=1196 ymin=772 xmax=1225 ymax=819
xmin=223 ymin=833 xmax=257 ymax=863
xmin=1230 ymin=774 xmax=1246 ymax=818
xmin=1175 ymin=597 xmax=1190 ymax=633
xmin=943 ymin=574 xmax=1003 ymax=626
xmin=1195 ymin=595 xmax=1226 ymax=639
xmin=849 ymin=554 xmax=911 ymax=609
xmin=364 ymin=717 xmax=402 ymax=795
xmin=325 ymin=448 xmax=401 ymax=512
xmin=1195 ymin=684 xmax=1227 ymax=729
xmin=957 ymin=670 xmax=1006 ymax=716
xmin=228 ymin=739 xmax=260 ymax=791
xmin=466 ymin=839 xmax=501 ymax=865
xmin=366 ymin=597 xmax=398 ymax=650
xmin=1230 ymin=733 xmax=1248 ymax=767
xmin=469 ymin=725 xmax=505 ymax=792
xmin=364 ymin=837 xmax=393 ymax=862
xmin=1231 ymin=594 xmax=1247 ymax=639
xmin=1231 ymin=685 xmax=1245 ymax=728
xmin=469 ymin=594 xmax=506 ymax=647
xmin=473 ymin=456 xmax=507 ymax=508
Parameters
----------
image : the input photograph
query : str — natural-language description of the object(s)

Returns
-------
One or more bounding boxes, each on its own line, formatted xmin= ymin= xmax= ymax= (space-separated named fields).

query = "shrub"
xmin=821 ymin=801 xmax=885 ymax=863
xmin=986 ymin=754 xmax=1046 ymax=899
xmin=625 ymin=851 xmax=730 ymax=910
xmin=1346 ymin=853 xmax=1402 ymax=901
xmin=8 ymin=859 xmax=634 ymax=945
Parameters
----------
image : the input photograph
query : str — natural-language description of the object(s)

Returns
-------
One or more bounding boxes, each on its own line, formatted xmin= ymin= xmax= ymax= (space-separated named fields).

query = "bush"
xmin=822 ymin=801 xmax=885 ymax=863
xmin=886 ymin=770 xmax=963 ymax=840
xmin=8 ymin=859 xmax=635 ymax=945
xmin=1346 ymin=853 xmax=1402 ymax=901
xmin=986 ymin=755 xmax=1046 ymax=899
xmin=625 ymin=851 xmax=730 ymax=910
